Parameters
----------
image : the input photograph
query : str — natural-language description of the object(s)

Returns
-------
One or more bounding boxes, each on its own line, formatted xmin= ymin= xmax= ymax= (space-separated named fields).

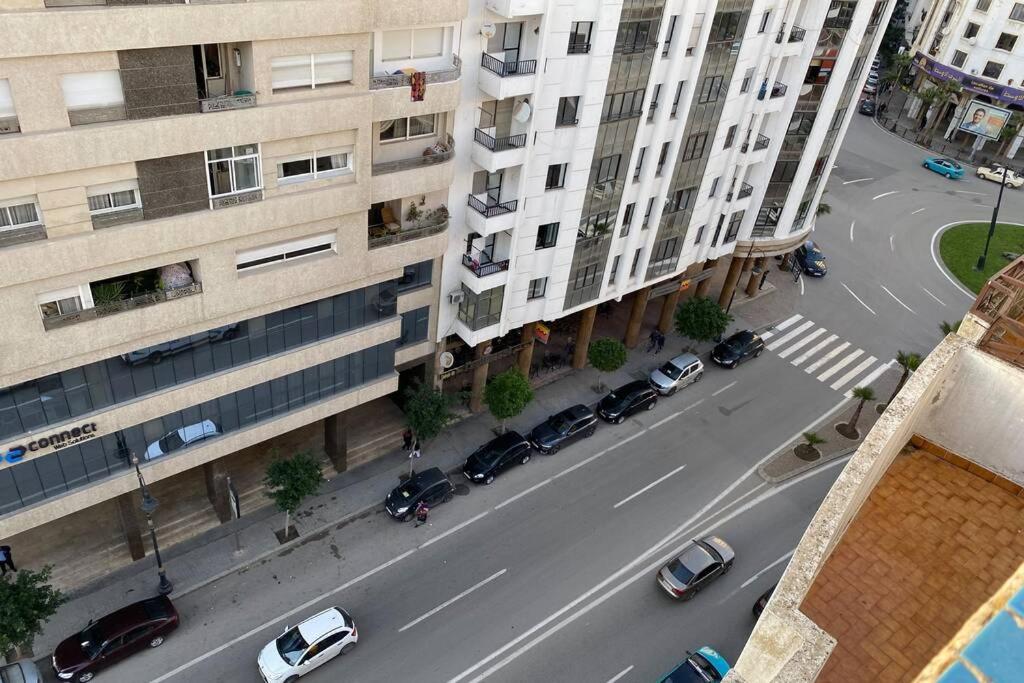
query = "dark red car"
xmin=52 ymin=596 xmax=179 ymax=682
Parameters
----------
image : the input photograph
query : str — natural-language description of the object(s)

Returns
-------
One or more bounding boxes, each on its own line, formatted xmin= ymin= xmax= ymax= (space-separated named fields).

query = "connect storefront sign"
xmin=913 ymin=51 xmax=1024 ymax=106
xmin=1 ymin=422 xmax=99 ymax=464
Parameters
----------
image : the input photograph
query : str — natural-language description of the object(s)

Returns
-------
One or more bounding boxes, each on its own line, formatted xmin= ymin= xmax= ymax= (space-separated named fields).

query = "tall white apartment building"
xmin=439 ymin=0 xmax=893 ymax=406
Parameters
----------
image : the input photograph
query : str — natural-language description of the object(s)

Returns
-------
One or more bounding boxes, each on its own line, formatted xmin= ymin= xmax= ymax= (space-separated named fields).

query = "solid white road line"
xmin=606 ymin=665 xmax=635 ymax=683
xmin=830 ymin=355 xmax=877 ymax=391
xmin=774 ymin=313 xmax=805 ymax=332
xmin=911 ymin=207 xmax=926 ymax=214
xmin=765 ymin=320 xmax=815 ymax=351
xmin=151 ymin=548 xmax=420 ymax=683
xmin=804 ymin=342 xmax=849 ymax=374
xmin=844 ymin=360 xmax=893 ymax=398
xmin=817 ymin=348 xmax=864 ymax=382
xmin=613 ymin=464 xmax=688 ymax=509
xmin=398 ymin=569 xmax=507 ymax=632
xmin=799 ymin=273 xmax=805 ymax=295
xmin=849 ymin=220 xmax=856 ymax=242
xmin=930 ymin=224 xmax=977 ymax=299
xmin=791 ymin=334 xmax=838 ymax=367
xmin=880 ymin=284 xmax=916 ymax=314
xmin=777 ymin=328 xmax=826 ymax=359
xmin=420 ymin=511 xmax=490 ymax=549
xmin=841 ymin=282 xmax=877 ymax=315
xmin=921 ymin=286 xmax=947 ymax=307
xmin=889 ymin=234 xmax=895 ymax=252
xmin=740 ymin=549 xmax=797 ymax=589
xmin=552 ymin=430 xmax=647 ymax=480
xmin=494 ymin=480 xmax=552 ymax=510
xmin=872 ymin=190 xmax=898 ymax=200
xmin=842 ymin=177 xmax=873 ymax=184
xmin=711 ymin=381 xmax=737 ymax=397
xmin=953 ymin=190 xmax=985 ymax=195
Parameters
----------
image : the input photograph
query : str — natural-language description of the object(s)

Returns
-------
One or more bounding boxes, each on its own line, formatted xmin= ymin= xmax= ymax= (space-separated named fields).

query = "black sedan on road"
xmin=794 ymin=239 xmax=827 ymax=276
xmin=384 ymin=467 xmax=455 ymax=520
xmin=858 ymin=99 xmax=875 ymax=116
xmin=711 ymin=330 xmax=765 ymax=368
xmin=528 ymin=404 xmax=598 ymax=454
xmin=753 ymin=584 xmax=777 ymax=619
xmin=657 ymin=536 xmax=736 ymax=601
xmin=462 ymin=431 xmax=532 ymax=485
xmin=597 ymin=381 xmax=658 ymax=423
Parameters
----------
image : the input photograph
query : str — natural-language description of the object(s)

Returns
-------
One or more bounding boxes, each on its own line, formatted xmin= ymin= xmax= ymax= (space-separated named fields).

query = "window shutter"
xmin=60 ymin=71 xmax=124 ymax=110
xmin=314 ymin=52 xmax=353 ymax=86
xmin=271 ymin=55 xmax=313 ymax=89
xmin=382 ymin=30 xmax=412 ymax=61
xmin=413 ymin=28 xmax=445 ymax=58
xmin=0 ymin=79 xmax=14 ymax=118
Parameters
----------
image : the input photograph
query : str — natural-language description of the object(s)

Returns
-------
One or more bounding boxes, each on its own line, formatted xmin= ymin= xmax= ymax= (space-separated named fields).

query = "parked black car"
xmin=462 ymin=431 xmax=532 ymax=485
xmin=794 ymin=239 xmax=828 ymax=276
xmin=597 ymin=381 xmax=658 ymax=424
xmin=859 ymin=99 xmax=876 ymax=116
xmin=753 ymin=584 xmax=777 ymax=619
xmin=711 ymin=331 xmax=765 ymax=368
xmin=529 ymin=404 xmax=598 ymax=454
xmin=384 ymin=467 xmax=455 ymax=520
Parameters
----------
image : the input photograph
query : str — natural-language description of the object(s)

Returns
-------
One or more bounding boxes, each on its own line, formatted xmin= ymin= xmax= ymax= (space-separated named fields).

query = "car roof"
xmin=297 ymin=607 xmax=348 ymax=642
xmin=563 ymin=404 xmax=593 ymax=420
xmin=93 ymin=596 xmax=172 ymax=636
xmin=728 ymin=330 xmax=756 ymax=343
xmin=677 ymin=542 xmax=717 ymax=574
xmin=411 ymin=467 xmax=447 ymax=487
xmin=179 ymin=420 xmax=217 ymax=439
xmin=668 ymin=352 xmax=701 ymax=368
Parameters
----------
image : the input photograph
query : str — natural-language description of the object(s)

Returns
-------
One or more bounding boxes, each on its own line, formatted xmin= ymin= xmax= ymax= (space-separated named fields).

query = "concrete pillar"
xmin=324 ymin=412 xmax=348 ymax=473
xmin=517 ymin=322 xmax=537 ymax=377
xmin=116 ymin=492 xmax=146 ymax=561
xmin=203 ymin=459 xmax=232 ymax=523
xmin=694 ymin=259 xmax=718 ymax=298
xmin=745 ymin=257 xmax=767 ymax=297
xmin=469 ymin=341 xmax=490 ymax=413
xmin=657 ymin=287 xmax=683 ymax=334
xmin=718 ymin=257 xmax=746 ymax=308
xmin=623 ymin=286 xmax=652 ymax=349
xmin=572 ymin=305 xmax=598 ymax=369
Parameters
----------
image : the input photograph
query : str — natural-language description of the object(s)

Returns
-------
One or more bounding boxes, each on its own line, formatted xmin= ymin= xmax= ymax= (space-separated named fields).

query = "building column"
xmin=657 ymin=287 xmax=683 ymax=334
xmin=116 ymin=492 xmax=146 ymax=561
xmin=572 ymin=305 xmax=598 ymax=369
xmin=745 ymin=257 xmax=767 ymax=297
xmin=469 ymin=341 xmax=490 ymax=413
xmin=203 ymin=459 xmax=232 ymax=523
xmin=324 ymin=412 xmax=348 ymax=473
xmin=517 ymin=322 xmax=537 ymax=377
xmin=623 ymin=286 xmax=652 ymax=349
xmin=694 ymin=259 xmax=718 ymax=298
xmin=718 ymin=257 xmax=746 ymax=308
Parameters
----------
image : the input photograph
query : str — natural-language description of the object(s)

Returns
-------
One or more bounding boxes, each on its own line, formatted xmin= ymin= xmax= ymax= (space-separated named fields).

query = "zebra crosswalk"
xmin=760 ymin=314 xmax=894 ymax=397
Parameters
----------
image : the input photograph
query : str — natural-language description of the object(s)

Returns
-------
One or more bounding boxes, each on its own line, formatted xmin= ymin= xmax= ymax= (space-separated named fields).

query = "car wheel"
xmin=668 ymin=386 xmax=678 ymax=396
xmin=922 ymin=161 xmax=929 ymax=168
xmin=443 ymin=490 xmax=454 ymax=503
xmin=693 ymin=371 xmax=703 ymax=382
xmin=547 ymin=445 xmax=560 ymax=455
xmin=646 ymin=399 xmax=657 ymax=410
xmin=149 ymin=635 xmax=164 ymax=648
xmin=614 ymin=415 xmax=625 ymax=424
xmin=583 ymin=426 xmax=596 ymax=437
xmin=484 ymin=474 xmax=495 ymax=485
xmin=284 ymin=677 xmax=299 ymax=683
xmin=754 ymin=348 xmax=763 ymax=358
xmin=149 ymin=352 xmax=163 ymax=364
xmin=520 ymin=453 xmax=531 ymax=465
xmin=77 ymin=674 xmax=95 ymax=683
xmin=341 ymin=642 xmax=356 ymax=655
xmin=945 ymin=172 xmax=952 ymax=179
xmin=401 ymin=511 xmax=413 ymax=522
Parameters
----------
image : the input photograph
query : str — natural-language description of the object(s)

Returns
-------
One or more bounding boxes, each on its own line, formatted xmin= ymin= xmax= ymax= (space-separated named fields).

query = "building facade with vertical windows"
xmin=0 ymin=0 xmax=466 ymax=589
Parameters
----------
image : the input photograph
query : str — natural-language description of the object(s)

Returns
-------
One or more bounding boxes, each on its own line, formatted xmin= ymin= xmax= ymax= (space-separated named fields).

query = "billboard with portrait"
xmin=957 ymin=99 xmax=1012 ymax=141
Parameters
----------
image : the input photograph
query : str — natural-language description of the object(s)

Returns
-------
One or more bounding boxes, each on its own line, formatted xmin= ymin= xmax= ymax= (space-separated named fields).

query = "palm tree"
xmin=940 ymin=319 xmax=961 ymax=335
xmin=803 ymin=431 xmax=826 ymax=448
xmin=842 ymin=386 xmax=876 ymax=437
xmin=888 ymin=351 xmax=922 ymax=405
xmin=796 ymin=431 xmax=826 ymax=460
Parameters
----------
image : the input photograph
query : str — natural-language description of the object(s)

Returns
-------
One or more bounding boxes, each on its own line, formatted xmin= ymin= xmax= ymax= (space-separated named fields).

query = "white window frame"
xmin=276 ymin=147 xmax=353 ymax=185
xmin=205 ymin=144 xmax=263 ymax=199
xmin=378 ymin=114 xmax=438 ymax=143
xmin=86 ymin=180 xmax=141 ymax=215
xmin=0 ymin=196 xmax=42 ymax=232
xmin=37 ymin=285 xmax=94 ymax=321
xmin=270 ymin=51 xmax=354 ymax=91
xmin=236 ymin=233 xmax=337 ymax=271
xmin=380 ymin=27 xmax=448 ymax=62
xmin=527 ymin=277 xmax=548 ymax=300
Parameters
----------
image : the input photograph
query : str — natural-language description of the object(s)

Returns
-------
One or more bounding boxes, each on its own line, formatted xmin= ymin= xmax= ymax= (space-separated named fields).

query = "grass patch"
xmin=938 ymin=222 xmax=1024 ymax=293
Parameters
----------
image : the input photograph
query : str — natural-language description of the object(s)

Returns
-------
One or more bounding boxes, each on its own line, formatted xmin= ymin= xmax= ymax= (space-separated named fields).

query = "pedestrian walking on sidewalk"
xmin=655 ymin=331 xmax=666 ymax=354
xmin=0 ymin=545 xmax=16 ymax=575
xmin=414 ymin=501 xmax=430 ymax=527
xmin=646 ymin=330 xmax=658 ymax=353
xmin=402 ymin=428 xmax=413 ymax=451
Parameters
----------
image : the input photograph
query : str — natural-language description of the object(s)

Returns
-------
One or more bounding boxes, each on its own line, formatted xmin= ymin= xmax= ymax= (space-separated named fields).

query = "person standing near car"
xmin=414 ymin=501 xmax=430 ymax=527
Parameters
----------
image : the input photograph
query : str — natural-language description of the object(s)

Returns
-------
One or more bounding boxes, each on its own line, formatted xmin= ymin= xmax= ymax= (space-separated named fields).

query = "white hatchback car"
xmin=258 ymin=607 xmax=357 ymax=682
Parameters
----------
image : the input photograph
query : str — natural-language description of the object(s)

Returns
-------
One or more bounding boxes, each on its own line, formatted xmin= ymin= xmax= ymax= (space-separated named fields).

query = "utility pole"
xmin=976 ymin=163 xmax=1009 ymax=271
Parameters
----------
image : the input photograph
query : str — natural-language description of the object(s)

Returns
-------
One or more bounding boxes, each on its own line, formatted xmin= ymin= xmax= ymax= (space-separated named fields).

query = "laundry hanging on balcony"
xmin=411 ymin=71 xmax=426 ymax=102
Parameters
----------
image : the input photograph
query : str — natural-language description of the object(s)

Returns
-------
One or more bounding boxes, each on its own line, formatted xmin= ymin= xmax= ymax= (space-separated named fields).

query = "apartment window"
xmin=951 ymin=50 xmax=968 ymax=68
xmin=206 ymin=144 xmax=261 ymax=198
xmin=849 ymin=56 xmax=866 ymax=81
xmin=546 ymin=163 xmax=568 ymax=190
xmin=572 ymin=264 xmax=600 ymax=290
xmin=603 ymin=88 xmax=646 ymax=121
xmin=698 ymin=75 xmax=723 ymax=103
xmin=642 ymin=197 xmax=654 ymax=228
xmin=710 ymin=11 xmax=743 ymax=42
xmin=976 ymin=0 xmax=991 ymax=10
xmin=657 ymin=142 xmax=670 ymax=174
xmin=964 ymin=22 xmax=980 ymax=39
xmin=681 ymin=132 xmax=708 ymax=161
xmin=663 ymin=15 xmax=679 ymax=55
xmin=236 ymin=233 xmax=336 ymax=271
xmin=527 ymin=277 xmax=548 ymax=300
xmin=723 ymin=210 xmax=744 ymax=243
xmin=579 ymin=211 xmax=612 ymax=238
xmin=556 ymin=96 xmax=580 ymax=126
xmin=629 ymin=248 xmax=642 ymax=276
xmin=648 ymin=237 xmax=678 ymax=276
xmin=271 ymin=51 xmax=353 ymax=90
xmin=568 ymin=21 xmax=594 ymax=54
xmin=608 ymin=255 xmax=620 ymax=283
xmin=694 ymin=224 xmax=706 ymax=244
xmin=61 ymin=71 xmax=124 ymax=124
xmin=758 ymin=10 xmax=771 ymax=33
xmin=724 ymin=124 xmax=737 ymax=149
xmin=634 ymin=147 xmax=647 ymax=180
xmin=0 ymin=79 xmax=15 ymax=127
xmin=1012 ymin=3 xmax=1024 ymax=21
xmin=711 ymin=214 xmax=725 ymax=245
xmin=983 ymin=61 xmax=1005 ymax=79
xmin=648 ymin=84 xmax=662 ymax=120
xmin=38 ymin=287 xmax=87 ymax=321
xmin=399 ymin=307 xmax=430 ymax=347
xmin=458 ymin=285 xmax=505 ymax=330
xmin=996 ymin=33 xmax=1018 ymax=51
xmin=595 ymin=154 xmax=621 ymax=184
xmin=0 ymin=197 xmax=42 ymax=231
xmin=277 ymin=148 xmax=352 ymax=184
xmin=381 ymin=27 xmax=446 ymax=61
xmin=86 ymin=181 xmax=140 ymax=215
xmin=709 ymin=176 xmax=720 ymax=197
xmin=623 ymin=202 xmax=636 ymax=227
xmin=687 ymin=13 xmax=705 ymax=55
xmin=617 ymin=21 xmax=653 ymax=53
xmin=536 ymin=222 xmax=559 ymax=249
xmin=398 ymin=260 xmax=433 ymax=292
xmin=665 ymin=187 xmax=695 ymax=213
xmin=740 ymin=67 xmax=754 ymax=93
xmin=671 ymin=81 xmax=684 ymax=116
xmin=380 ymin=114 xmax=437 ymax=142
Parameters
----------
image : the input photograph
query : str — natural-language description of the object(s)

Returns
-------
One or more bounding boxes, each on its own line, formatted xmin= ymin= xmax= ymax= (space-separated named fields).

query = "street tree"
xmin=674 ymin=297 xmax=732 ymax=345
xmin=839 ymin=386 xmax=876 ymax=439
xmin=795 ymin=431 xmax=827 ymax=460
xmin=916 ymin=80 xmax=962 ymax=141
xmin=0 ymin=565 xmax=66 ymax=659
xmin=403 ymin=384 xmax=455 ymax=443
xmin=484 ymin=369 xmax=533 ymax=433
xmin=888 ymin=351 xmax=922 ymax=405
xmin=879 ymin=0 xmax=908 ymax=59
xmin=588 ymin=337 xmax=628 ymax=391
xmin=264 ymin=450 xmax=323 ymax=540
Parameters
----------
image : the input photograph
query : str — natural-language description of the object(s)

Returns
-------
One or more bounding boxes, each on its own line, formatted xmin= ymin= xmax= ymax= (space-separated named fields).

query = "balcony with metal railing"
xmin=462 ymin=252 xmax=511 ymax=277
xmin=727 ymin=182 xmax=754 ymax=201
xmin=741 ymin=133 xmax=771 ymax=153
xmin=479 ymin=53 xmax=537 ymax=100
xmin=371 ymin=135 xmax=455 ymax=176
xmin=467 ymin=193 xmax=518 ymax=236
xmin=472 ymin=129 xmax=528 ymax=172
xmin=370 ymin=55 xmax=462 ymax=90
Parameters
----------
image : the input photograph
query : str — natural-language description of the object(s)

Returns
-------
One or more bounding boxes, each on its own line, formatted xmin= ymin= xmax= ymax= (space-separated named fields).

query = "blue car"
xmin=658 ymin=646 xmax=731 ymax=682
xmin=923 ymin=157 xmax=964 ymax=179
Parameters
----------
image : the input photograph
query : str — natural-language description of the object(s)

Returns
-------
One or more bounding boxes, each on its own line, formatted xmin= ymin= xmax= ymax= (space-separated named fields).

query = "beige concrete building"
xmin=0 ymin=0 xmax=467 ymax=589
xmin=728 ymin=256 xmax=1024 ymax=682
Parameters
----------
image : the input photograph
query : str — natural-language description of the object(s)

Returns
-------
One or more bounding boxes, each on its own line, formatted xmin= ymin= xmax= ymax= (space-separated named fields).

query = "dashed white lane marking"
xmin=880 ymin=284 xmax=916 ymax=314
xmin=712 ymin=381 xmax=737 ymax=397
xmin=649 ymin=399 xmax=704 ymax=429
xmin=552 ymin=430 xmax=647 ymax=480
xmin=840 ymin=282 xmax=877 ymax=315
xmin=842 ymin=177 xmax=874 ymax=185
xmin=953 ymin=190 xmax=985 ymax=195
xmin=849 ymin=220 xmax=856 ymax=242
xmin=613 ymin=464 xmax=688 ymax=509
xmin=777 ymin=327 xmax=826 ymax=359
xmin=606 ymin=666 xmax=635 ymax=683
xmin=791 ymin=334 xmax=838 ymax=367
xmin=844 ymin=360 xmax=895 ymax=398
xmin=830 ymin=355 xmax=877 ymax=391
xmin=804 ymin=342 xmax=850 ymax=374
xmin=921 ymin=286 xmax=947 ymax=307
xmin=817 ymin=348 xmax=864 ymax=382
xmin=398 ymin=569 xmax=508 ymax=632
xmin=420 ymin=511 xmax=490 ymax=548
xmin=765 ymin=320 xmax=815 ymax=351
xmin=889 ymin=234 xmax=895 ymax=252
xmin=494 ymin=480 xmax=552 ymax=510
xmin=740 ymin=549 xmax=797 ymax=589
xmin=872 ymin=190 xmax=899 ymax=200
xmin=911 ymin=207 xmax=926 ymax=215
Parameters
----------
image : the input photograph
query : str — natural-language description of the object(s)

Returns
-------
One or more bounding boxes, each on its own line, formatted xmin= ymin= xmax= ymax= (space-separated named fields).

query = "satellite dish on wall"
xmin=513 ymin=99 xmax=532 ymax=122
xmin=481 ymin=22 xmax=497 ymax=39
xmin=440 ymin=352 xmax=455 ymax=369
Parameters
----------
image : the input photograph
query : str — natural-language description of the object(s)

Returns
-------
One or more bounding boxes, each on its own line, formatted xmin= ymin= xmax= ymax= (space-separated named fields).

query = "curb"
xmin=759 ymin=446 xmax=859 ymax=484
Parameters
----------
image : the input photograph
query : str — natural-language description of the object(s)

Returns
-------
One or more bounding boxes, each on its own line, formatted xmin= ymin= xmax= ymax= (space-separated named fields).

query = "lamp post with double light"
xmin=131 ymin=454 xmax=173 ymax=595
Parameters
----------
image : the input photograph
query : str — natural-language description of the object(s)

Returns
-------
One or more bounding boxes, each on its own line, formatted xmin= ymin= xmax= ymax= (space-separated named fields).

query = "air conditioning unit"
xmin=449 ymin=289 xmax=466 ymax=304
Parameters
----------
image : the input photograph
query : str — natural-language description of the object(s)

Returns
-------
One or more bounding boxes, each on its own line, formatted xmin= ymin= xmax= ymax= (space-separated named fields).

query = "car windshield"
xmin=275 ymin=627 xmax=310 ymax=666
xmin=471 ymin=446 xmax=501 ymax=466
xmin=79 ymin=625 xmax=104 ymax=660
xmin=723 ymin=338 xmax=744 ymax=352
xmin=659 ymin=362 xmax=683 ymax=380
xmin=667 ymin=558 xmax=695 ymax=584
xmin=549 ymin=414 xmax=573 ymax=433
xmin=662 ymin=659 xmax=714 ymax=683
xmin=158 ymin=432 xmax=185 ymax=453
xmin=396 ymin=481 xmax=422 ymax=499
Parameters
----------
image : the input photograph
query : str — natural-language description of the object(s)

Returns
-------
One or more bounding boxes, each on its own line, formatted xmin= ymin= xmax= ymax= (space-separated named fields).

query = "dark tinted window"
xmin=667 ymin=558 xmax=695 ymax=584
xmin=141 ymin=599 xmax=172 ymax=620
xmin=276 ymin=627 xmax=309 ymax=666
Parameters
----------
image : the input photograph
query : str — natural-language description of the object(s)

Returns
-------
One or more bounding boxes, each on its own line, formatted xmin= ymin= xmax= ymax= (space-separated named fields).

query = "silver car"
xmin=657 ymin=536 xmax=735 ymax=600
xmin=1 ymin=660 xmax=42 ymax=683
xmin=649 ymin=353 xmax=704 ymax=395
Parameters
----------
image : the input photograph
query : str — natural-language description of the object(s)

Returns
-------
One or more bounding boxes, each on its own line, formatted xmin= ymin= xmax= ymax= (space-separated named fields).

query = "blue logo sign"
xmin=1 ymin=422 xmax=98 ymax=465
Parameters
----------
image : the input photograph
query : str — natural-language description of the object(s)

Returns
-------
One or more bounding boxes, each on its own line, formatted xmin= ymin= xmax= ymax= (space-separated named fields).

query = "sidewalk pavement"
xmin=30 ymin=316 xmax=742 ymax=660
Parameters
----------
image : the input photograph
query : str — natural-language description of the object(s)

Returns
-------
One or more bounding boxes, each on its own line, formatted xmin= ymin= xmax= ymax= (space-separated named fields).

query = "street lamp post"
xmin=131 ymin=455 xmax=173 ymax=595
xmin=976 ymin=163 xmax=1009 ymax=271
